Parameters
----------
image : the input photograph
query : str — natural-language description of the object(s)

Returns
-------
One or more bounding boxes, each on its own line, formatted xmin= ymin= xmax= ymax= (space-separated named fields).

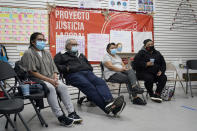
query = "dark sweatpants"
xmin=136 ymin=72 xmax=167 ymax=97
xmin=107 ymin=69 xmax=137 ymax=97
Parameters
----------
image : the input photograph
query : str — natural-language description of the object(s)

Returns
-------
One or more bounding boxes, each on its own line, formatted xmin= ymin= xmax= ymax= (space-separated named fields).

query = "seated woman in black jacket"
xmin=54 ymin=38 xmax=126 ymax=116
xmin=133 ymin=39 xmax=167 ymax=103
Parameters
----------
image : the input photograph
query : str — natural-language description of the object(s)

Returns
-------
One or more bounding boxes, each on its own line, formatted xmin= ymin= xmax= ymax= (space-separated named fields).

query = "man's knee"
xmin=93 ymin=77 xmax=106 ymax=85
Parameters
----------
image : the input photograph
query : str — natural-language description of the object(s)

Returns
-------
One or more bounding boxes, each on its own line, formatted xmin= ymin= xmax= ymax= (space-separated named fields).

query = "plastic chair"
xmin=165 ymin=62 xmax=186 ymax=96
xmin=0 ymin=61 xmax=30 ymax=131
xmin=186 ymin=60 xmax=197 ymax=97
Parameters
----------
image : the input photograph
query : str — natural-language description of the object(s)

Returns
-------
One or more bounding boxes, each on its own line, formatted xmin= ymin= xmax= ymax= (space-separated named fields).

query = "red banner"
xmin=50 ymin=7 xmax=153 ymax=58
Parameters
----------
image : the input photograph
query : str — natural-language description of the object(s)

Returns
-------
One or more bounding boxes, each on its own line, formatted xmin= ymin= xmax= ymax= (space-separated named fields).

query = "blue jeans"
xmin=67 ymin=71 xmax=113 ymax=113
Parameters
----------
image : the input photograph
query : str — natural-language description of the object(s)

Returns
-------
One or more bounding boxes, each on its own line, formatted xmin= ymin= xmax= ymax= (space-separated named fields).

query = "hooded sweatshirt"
xmin=133 ymin=46 xmax=166 ymax=75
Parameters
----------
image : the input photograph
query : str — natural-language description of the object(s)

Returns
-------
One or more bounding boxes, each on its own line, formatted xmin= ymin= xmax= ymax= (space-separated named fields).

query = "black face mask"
xmin=146 ymin=46 xmax=155 ymax=52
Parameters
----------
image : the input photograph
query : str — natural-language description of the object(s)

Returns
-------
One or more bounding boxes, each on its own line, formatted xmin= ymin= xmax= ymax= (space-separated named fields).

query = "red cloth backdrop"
xmin=50 ymin=6 xmax=153 ymax=60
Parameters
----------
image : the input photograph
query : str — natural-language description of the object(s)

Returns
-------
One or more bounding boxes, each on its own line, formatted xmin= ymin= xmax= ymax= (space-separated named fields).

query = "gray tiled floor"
xmin=1 ymin=87 xmax=197 ymax=131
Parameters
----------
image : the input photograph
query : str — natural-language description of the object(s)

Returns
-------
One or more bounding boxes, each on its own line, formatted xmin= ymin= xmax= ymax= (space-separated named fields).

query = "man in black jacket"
xmin=133 ymin=39 xmax=167 ymax=103
xmin=54 ymin=38 xmax=126 ymax=116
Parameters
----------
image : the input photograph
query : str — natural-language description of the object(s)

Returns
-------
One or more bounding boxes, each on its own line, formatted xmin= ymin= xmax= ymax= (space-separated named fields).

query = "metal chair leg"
xmin=118 ymin=84 xmax=121 ymax=96
xmin=5 ymin=118 xmax=9 ymax=129
xmin=18 ymin=113 xmax=31 ymax=131
xmin=188 ymin=74 xmax=193 ymax=97
xmin=77 ymin=90 xmax=81 ymax=101
xmin=30 ymin=99 xmax=48 ymax=127
xmin=14 ymin=113 xmax=17 ymax=121
xmin=186 ymin=69 xmax=189 ymax=94
xmin=5 ymin=114 xmax=18 ymax=131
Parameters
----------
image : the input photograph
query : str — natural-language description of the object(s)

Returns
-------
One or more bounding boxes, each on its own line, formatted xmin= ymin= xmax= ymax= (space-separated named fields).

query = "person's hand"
xmin=146 ymin=61 xmax=154 ymax=67
xmin=48 ymin=78 xmax=58 ymax=88
xmin=121 ymin=67 xmax=128 ymax=72
xmin=53 ymin=73 xmax=58 ymax=82
xmin=157 ymin=71 xmax=162 ymax=76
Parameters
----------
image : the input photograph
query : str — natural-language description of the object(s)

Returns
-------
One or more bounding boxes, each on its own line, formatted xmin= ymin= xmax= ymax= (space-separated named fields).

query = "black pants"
xmin=136 ymin=72 xmax=167 ymax=96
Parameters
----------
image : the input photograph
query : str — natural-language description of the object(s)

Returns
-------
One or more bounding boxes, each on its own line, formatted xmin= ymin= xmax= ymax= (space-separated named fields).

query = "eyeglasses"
xmin=71 ymin=43 xmax=78 ymax=46
xmin=36 ymin=38 xmax=47 ymax=42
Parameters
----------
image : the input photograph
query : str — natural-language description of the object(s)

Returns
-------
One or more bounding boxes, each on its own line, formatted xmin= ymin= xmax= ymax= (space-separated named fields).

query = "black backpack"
xmin=14 ymin=61 xmax=29 ymax=81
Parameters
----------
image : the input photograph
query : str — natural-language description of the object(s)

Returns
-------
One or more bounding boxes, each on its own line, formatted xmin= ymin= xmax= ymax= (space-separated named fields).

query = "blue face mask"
xmin=71 ymin=46 xmax=78 ymax=52
xmin=117 ymin=47 xmax=122 ymax=52
xmin=36 ymin=41 xmax=46 ymax=50
xmin=110 ymin=49 xmax=117 ymax=55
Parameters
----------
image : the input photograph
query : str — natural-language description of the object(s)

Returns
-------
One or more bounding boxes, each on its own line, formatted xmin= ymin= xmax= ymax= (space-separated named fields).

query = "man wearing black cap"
xmin=133 ymin=39 xmax=167 ymax=103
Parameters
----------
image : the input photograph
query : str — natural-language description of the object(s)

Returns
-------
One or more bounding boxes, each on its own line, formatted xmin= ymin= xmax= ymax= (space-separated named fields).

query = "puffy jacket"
xmin=133 ymin=47 xmax=166 ymax=75
xmin=54 ymin=51 xmax=93 ymax=76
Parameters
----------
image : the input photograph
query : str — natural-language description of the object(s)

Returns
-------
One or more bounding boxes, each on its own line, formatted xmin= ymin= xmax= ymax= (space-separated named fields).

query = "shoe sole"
xmin=105 ymin=96 xmax=124 ymax=112
xmin=115 ymin=101 xmax=126 ymax=116
xmin=133 ymin=101 xmax=147 ymax=105
xmin=151 ymin=97 xmax=162 ymax=103
xmin=73 ymin=119 xmax=83 ymax=124
xmin=60 ymin=120 xmax=74 ymax=127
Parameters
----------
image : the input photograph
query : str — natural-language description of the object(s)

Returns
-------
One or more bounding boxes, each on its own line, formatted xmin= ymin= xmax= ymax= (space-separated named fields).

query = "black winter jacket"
xmin=54 ymin=51 xmax=93 ymax=76
xmin=133 ymin=47 xmax=166 ymax=75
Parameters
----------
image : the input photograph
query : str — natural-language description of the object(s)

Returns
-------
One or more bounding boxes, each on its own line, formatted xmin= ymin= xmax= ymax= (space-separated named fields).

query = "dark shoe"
xmin=88 ymin=101 xmax=96 ymax=107
xmin=105 ymin=95 xmax=124 ymax=112
xmin=133 ymin=97 xmax=146 ymax=105
xmin=58 ymin=115 xmax=74 ymax=127
xmin=68 ymin=112 xmax=83 ymax=124
xmin=131 ymin=85 xmax=144 ymax=94
xmin=151 ymin=94 xmax=162 ymax=103
xmin=77 ymin=96 xmax=86 ymax=105
xmin=112 ymin=101 xmax=126 ymax=116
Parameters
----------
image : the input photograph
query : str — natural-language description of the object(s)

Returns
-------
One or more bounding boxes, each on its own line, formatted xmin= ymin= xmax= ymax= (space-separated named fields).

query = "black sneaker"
xmin=151 ymin=94 xmax=162 ymax=103
xmin=105 ymin=95 xmax=124 ymax=112
xmin=133 ymin=97 xmax=147 ymax=105
xmin=68 ymin=112 xmax=83 ymax=124
xmin=77 ymin=96 xmax=86 ymax=105
xmin=112 ymin=101 xmax=126 ymax=116
xmin=130 ymin=85 xmax=144 ymax=94
xmin=58 ymin=115 xmax=74 ymax=127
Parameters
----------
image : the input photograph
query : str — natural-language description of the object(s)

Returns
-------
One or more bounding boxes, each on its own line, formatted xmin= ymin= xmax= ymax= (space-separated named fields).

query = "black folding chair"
xmin=13 ymin=61 xmax=48 ymax=127
xmin=186 ymin=60 xmax=197 ymax=97
xmin=100 ymin=62 xmax=134 ymax=99
xmin=0 ymin=61 xmax=30 ymax=131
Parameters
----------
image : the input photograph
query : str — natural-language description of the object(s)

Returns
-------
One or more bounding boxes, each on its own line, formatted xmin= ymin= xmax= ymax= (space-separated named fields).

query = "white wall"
xmin=1 ymin=0 xmax=197 ymax=90
xmin=1 ymin=0 xmax=197 ymax=64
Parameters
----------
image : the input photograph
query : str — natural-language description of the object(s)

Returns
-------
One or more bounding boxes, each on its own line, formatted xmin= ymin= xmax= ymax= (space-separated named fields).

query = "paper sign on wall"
xmin=88 ymin=34 xmax=109 ymax=61
xmin=110 ymin=30 xmax=132 ymax=53
xmin=133 ymin=31 xmax=153 ymax=53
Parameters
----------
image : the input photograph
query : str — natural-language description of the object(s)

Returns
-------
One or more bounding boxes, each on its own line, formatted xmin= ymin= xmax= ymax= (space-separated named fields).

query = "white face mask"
xmin=71 ymin=46 xmax=78 ymax=52
xmin=110 ymin=48 xmax=117 ymax=55
xmin=36 ymin=40 xmax=46 ymax=50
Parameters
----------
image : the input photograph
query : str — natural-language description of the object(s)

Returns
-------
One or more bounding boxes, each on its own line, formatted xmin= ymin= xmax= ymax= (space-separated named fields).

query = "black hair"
xmin=29 ymin=32 xmax=44 ymax=47
xmin=143 ymin=39 xmax=152 ymax=45
xmin=106 ymin=43 xmax=116 ymax=52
